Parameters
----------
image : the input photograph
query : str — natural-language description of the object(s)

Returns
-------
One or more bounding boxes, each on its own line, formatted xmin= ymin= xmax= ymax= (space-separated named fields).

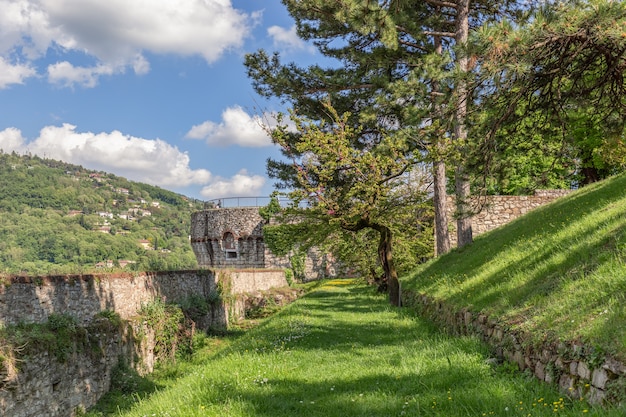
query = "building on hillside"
xmin=138 ymin=239 xmax=152 ymax=250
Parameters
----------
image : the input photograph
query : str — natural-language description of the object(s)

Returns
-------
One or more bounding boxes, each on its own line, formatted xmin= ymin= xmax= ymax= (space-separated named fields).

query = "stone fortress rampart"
xmin=0 ymin=269 xmax=288 ymax=417
xmin=445 ymin=189 xmax=573 ymax=248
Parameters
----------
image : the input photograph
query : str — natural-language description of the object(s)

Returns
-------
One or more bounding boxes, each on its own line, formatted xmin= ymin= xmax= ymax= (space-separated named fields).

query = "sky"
xmin=0 ymin=0 xmax=320 ymax=201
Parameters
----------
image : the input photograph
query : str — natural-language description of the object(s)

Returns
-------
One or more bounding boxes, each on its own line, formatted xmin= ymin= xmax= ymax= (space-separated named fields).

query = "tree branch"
xmin=423 ymin=31 xmax=456 ymax=38
xmin=423 ymin=0 xmax=457 ymax=9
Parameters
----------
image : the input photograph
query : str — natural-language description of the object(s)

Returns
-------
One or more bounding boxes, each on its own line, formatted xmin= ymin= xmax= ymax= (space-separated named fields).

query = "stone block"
xmin=570 ymin=361 xmax=578 ymax=376
xmin=514 ymin=350 xmax=526 ymax=370
xmin=535 ymin=361 xmax=546 ymax=380
xmin=592 ymin=368 xmax=611 ymax=390
xmin=603 ymin=357 xmax=626 ymax=376
xmin=578 ymin=361 xmax=591 ymax=380
xmin=559 ymin=373 xmax=577 ymax=392
xmin=588 ymin=386 xmax=606 ymax=405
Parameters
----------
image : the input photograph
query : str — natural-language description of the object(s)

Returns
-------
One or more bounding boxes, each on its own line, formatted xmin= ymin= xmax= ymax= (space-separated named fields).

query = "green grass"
xmin=404 ymin=173 xmax=626 ymax=358
xmin=86 ymin=280 xmax=621 ymax=416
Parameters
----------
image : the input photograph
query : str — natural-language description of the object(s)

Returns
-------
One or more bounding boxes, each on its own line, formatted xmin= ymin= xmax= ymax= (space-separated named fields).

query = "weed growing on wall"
xmin=290 ymin=249 xmax=306 ymax=281
xmin=138 ymin=299 xmax=190 ymax=362
xmin=177 ymin=294 xmax=210 ymax=323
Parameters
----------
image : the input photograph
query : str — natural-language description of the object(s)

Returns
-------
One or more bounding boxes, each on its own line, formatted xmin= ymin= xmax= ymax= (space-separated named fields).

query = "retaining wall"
xmin=0 ymin=269 xmax=288 ymax=416
xmin=444 ymin=190 xmax=573 ymax=249
xmin=404 ymin=291 xmax=626 ymax=405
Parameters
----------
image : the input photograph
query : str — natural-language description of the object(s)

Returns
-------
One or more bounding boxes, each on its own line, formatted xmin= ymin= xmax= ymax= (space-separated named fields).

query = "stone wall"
xmin=0 ymin=269 xmax=289 ymax=416
xmin=404 ymin=291 xmax=626 ymax=405
xmin=444 ymin=190 xmax=573 ymax=249
xmin=0 ymin=271 xmax=219 ymax=327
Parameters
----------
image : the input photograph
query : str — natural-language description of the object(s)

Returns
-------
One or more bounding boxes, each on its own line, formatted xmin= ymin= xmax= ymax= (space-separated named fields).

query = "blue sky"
xmin=0 ymin=0 xmax=318 ymax=201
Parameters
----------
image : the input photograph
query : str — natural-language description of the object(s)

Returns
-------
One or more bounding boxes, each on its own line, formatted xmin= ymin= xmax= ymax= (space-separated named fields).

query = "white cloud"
xmin=0 ymin=0 xmax=258 ymax=87
xmin=200 ymin=169 xmax=266 ymax=199
xmin=0 ymin=57 xmax=37 ymax=88
xmin=47 ymin=61 xmax=120 ymax=88
xmin=185 ymin=106 xmax=273 ymax=147
xmin=0 ymin=124 xmax=212 ymax=188
xmin=0 ymin=127 xmax=27 ymax=150
xmin=267 ymin=25 xmax=314 ymax=53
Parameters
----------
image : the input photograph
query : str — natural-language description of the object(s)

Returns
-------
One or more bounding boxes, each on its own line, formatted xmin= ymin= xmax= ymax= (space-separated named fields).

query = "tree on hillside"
xmin=268 ymin=101 xmax=431 ymax=305
xmin=474 ymin=0 xmax=626 ymax=185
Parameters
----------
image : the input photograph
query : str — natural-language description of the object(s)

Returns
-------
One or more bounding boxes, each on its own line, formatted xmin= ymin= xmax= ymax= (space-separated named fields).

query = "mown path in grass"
xmin=105 ymin=280 xmax=618 ymax=417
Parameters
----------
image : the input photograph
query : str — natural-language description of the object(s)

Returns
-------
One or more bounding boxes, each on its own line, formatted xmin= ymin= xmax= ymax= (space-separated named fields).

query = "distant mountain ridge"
xmin=0 ymin=151 xmax=205 ymax=275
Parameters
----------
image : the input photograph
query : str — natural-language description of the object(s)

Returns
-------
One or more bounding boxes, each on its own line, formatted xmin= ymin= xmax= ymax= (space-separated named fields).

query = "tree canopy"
xmin=474 ymin=0 xmax=626 ymax=186
xmin=268 ymin=101 xmax=432 ymax=305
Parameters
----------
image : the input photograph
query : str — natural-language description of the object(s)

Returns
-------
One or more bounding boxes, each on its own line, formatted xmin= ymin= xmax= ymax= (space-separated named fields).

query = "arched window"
xmin=223 ymin=232 xmax=235 ymax=250
xmin=222 ymin=232 xmax=237 ymax=258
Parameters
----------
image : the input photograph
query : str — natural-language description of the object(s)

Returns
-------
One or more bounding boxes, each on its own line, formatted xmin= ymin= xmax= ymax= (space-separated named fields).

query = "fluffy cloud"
xmin=267 ymin=25 xmax=314 ymax=53
xmin=0 ymin=0 xmax=258 ymax=88
xmin=199 ymin=169 xmax=266 ymax=200
xmin=185 ymin=106 xmax=274 ymax=147
xmin=47 ymin=61 xmax=120 ymax=88
xmin=0 ymin=57 xmax=37 ymax=88
xmin=0 ymin=124 xmax=211 ymax=187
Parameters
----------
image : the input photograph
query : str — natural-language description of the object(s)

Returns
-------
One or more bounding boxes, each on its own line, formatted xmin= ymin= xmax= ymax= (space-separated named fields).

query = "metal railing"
xmin=204 ymin=196 xmax=293 ymax=209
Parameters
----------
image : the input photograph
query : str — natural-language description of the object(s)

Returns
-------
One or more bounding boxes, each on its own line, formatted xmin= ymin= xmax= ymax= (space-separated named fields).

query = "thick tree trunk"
xmin=374 ymin=223 xmax=400 ymax=306
xmin=454 ymin=0 xmax=473 ymax=248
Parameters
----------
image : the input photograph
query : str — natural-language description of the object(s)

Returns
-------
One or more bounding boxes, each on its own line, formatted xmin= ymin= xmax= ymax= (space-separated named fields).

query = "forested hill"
xmin=0 ymin=152 xmax=205 ymax=275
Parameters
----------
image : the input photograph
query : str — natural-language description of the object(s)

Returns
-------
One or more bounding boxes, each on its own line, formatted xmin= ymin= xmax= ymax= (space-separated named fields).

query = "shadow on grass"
xmin=405 ymin=173 xmax=626 ymax=323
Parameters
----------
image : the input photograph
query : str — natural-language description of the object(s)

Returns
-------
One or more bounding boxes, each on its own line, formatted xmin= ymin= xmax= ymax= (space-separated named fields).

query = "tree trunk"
xmin=434 ymin=160 xmax=450 ymax=255
xmin=374 ymin=223 xmax=400 ymax=306
xmin=454 ymin=0 xmax=473 ymax=248
xmin=432 ymin=31 xmax=451 ymax=256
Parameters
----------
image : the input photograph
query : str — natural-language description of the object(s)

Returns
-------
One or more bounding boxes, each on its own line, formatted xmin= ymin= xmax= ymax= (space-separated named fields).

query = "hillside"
xmin=404 ymin=173 xmax=626 ymax=360
xmin=0 ymin=152 xmax=205 ymax=274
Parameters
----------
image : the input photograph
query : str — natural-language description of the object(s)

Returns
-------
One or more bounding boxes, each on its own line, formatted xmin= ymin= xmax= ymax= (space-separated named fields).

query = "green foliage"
xmin=474 ymin=0 xmax=626 ymax=186
xmin=178 ymin=295 xmax=210 ymax=322
xmin=284 ymin=268 xmax=294 ymax=286
xmin=289 ymin=249 xmax=306 ymax=281
xmin=139 ymin=299 xmax=189 ymax=362
xmin=258 ymin=193 xmax=282 ymax=222
xmin=269 ymin=102 xmax=432 ymax=303
xmin=0 ymin=151 xmax=203 ymax=274
xmin=1 ymin=314 xmax=86 ymax=363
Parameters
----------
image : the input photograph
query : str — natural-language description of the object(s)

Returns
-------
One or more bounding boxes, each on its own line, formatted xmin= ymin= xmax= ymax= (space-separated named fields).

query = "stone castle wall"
xmin=0 ymin=269 xmax=288 ymax=417
xmin=445 ymin=190 xmax=573 ymax=248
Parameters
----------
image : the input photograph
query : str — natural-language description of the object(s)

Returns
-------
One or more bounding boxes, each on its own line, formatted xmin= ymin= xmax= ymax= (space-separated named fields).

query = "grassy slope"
xmin=404 ymin=173 xmax=626 ymax=359
xmin=89 ymin=281 xmax=617 ymax=416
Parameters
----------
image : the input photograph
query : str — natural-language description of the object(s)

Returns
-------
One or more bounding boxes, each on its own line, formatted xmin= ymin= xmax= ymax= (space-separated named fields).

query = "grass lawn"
xmin=86 ymin=280 xmax=620 ymax=416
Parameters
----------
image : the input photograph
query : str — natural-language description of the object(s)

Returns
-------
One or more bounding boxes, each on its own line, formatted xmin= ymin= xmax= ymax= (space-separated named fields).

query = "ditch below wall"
xmin=0 ymin=269 xmax=288 ymax=417
xmin=403 ymin=291 xmax=626 ymax=405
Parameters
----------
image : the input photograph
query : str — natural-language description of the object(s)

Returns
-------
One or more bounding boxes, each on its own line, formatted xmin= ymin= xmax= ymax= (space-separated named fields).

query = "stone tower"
xmin=190 ymin=207 xmax=266 ymax=269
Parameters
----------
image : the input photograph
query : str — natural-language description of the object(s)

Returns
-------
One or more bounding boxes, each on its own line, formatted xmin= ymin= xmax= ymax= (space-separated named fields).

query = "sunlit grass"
xmin=86 ymin=282 xmax=621 ymax=416
xmin=405 ymin=173 xmax=626 ymax=358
